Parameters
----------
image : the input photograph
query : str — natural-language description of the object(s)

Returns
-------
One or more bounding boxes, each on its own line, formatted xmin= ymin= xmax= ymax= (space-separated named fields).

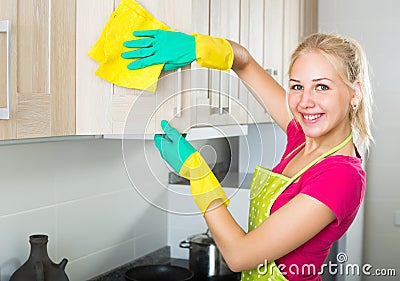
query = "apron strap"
xmin=289 ymin=132 xmax=353 ymax=183
xmin=283 ymin=142 xmax=306 ymax=160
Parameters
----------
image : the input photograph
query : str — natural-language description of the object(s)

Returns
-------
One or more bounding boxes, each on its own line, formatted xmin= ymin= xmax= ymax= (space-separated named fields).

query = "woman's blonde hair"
xmin=288 ymin=33 xmax=374 ymax=152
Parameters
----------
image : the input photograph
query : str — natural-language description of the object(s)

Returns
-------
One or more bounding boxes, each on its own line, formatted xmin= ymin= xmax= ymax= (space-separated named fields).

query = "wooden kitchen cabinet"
xmin=0 ymin=0 xmax=317 ymax=140
xmin=0 ymin=0 xmax=75 ymax=140
xmin=240 ymin=0 xmax=318 ymax=124
xmin=0 ymin=0 xmax=193 ymax=140
xmin=192 ymin=0 xmax=249 ymax=128
xmin=192 ymin=0 xmax=317 ymax=126
xmin=76 ymin=0 xmax=193 ymax=136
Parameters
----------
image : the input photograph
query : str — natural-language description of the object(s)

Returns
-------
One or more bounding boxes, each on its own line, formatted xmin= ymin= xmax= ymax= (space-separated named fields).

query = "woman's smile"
xmin=301 ymin=113 xmax=324 ymax=123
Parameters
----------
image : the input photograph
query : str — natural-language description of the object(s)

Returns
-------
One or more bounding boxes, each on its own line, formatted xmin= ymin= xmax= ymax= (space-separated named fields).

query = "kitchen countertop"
xmin=88 ymin=247 xmax=171 ymax=281
xmin=88 ymin=246 xmax=240 ymax=281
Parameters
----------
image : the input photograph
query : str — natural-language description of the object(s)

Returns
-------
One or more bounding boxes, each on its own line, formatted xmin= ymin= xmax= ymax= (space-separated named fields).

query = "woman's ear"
xmin=350 ymin=80 xmax=362 ymax=108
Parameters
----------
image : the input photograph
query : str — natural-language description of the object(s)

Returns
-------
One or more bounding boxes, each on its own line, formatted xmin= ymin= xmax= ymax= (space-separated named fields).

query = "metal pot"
xmin=179 ymin=229 xmax=234 ymax=278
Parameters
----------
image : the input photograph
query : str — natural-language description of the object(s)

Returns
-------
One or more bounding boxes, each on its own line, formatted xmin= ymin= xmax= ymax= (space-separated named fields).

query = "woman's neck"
xmin=303 ymin=124 xmax=353 ymax=157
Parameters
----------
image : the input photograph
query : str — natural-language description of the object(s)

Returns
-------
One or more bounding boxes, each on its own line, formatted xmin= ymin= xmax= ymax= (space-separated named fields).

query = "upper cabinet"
xmin=0 ymin=0 xmax=317 ymax=140
xmin=0 ymin=0 xmax=75 ymax=140
xmin=241 ymin=0 xmax=318 ymax=124
xmin=191 ymin=0 xmax=317 ymax=127
xmin=76 ymin=0 xmax=193 ymax=136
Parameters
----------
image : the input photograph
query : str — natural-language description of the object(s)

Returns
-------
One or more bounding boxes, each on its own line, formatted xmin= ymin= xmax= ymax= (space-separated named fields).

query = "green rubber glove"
xmin=154 ymin=120 xmax=229 ymax=214
xmin=122 ymin=30 xmax=196 ymax=71
xmin=154 ymin=120 xmax=197 ymax=174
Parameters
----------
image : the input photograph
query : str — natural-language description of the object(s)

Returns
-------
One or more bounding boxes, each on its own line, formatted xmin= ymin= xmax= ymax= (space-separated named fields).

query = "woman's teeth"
xmin=303 ymin=114 xmax=321 ymax=121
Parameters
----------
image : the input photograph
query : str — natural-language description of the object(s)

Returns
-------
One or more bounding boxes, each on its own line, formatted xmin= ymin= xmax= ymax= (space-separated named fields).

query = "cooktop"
xmin=171 ymin=259 xmax=241 ymax=281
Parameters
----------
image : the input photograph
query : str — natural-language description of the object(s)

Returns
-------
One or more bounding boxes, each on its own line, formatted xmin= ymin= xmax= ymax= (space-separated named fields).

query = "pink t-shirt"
xmin=270 ymin=120 xmax=366 ymax=280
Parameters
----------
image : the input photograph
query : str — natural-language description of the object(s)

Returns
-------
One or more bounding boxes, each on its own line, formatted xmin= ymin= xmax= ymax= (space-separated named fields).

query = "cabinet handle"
xmin=0 ymin=20 xmax=10 ymax=120
xmin=174 ymin=68 xmax=182 ymax=118
xmin=265 ymin=68 xmax=279 ymax=82
xmin=219 ymin=72 xmax=229 ymax=115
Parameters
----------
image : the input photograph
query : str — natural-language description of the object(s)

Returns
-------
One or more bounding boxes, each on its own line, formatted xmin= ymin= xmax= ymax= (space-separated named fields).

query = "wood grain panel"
xmin=17 ymin=0 xmax=50 ymax=94
xmin=76 ymin=0 xmax=114 ymax=135
xmin=16 ymin=93 xmax=51 ymax=138
xmin=50 ymin=0 xmax=76 ymax=136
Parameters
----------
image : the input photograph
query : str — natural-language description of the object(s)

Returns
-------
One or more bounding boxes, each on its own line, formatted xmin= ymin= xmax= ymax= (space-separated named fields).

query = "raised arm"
xmin=229 ymin=40 xmax=291 ymax=131
xmin=122 ymin=30 xmax=292 ymax=131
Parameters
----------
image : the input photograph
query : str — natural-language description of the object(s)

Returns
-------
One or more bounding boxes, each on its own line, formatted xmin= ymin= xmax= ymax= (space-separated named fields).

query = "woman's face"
xmin=288 ymin=51 xmax=354 ymax=140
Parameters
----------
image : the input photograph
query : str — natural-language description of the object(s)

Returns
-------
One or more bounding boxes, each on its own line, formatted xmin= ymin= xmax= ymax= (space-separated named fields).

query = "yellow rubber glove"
xmin=154 ymin=120 xmax=229 ymax=215
xmin=193 ymin=33 xmax=234 ymax=71
xmin=180 ymin=152 xmax=230 ymax=214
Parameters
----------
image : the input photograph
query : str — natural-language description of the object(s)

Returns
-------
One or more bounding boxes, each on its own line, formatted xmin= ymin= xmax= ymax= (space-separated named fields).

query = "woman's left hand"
xmin=121 ymin=29 xmax=196 ymax=71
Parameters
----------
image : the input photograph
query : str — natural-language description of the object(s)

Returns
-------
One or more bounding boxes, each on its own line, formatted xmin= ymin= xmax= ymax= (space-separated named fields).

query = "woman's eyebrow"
xmin=289 ymin=77 xmax=335 ymax=84
xmin=312 ymin=77 xmax=334 ymax=82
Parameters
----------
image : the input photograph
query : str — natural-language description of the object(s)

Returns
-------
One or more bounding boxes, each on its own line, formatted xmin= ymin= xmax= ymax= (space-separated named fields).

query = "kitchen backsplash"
xmin=0 ymin=138 xmax=169 ymax=280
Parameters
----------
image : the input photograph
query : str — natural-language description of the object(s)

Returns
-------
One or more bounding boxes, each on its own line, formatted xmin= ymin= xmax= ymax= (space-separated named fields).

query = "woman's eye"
xmin=291 ymin=85 xmax=303 ymax=91
xmin=316 ymin=84 xmax=329 ymax=91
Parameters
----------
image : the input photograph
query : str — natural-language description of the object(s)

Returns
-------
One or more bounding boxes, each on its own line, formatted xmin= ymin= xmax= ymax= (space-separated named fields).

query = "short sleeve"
xmin=300 ymin=159 xmax=366 ymax=225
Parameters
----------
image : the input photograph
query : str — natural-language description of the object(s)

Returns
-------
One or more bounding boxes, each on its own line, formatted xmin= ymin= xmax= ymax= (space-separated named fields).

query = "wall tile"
xmin=0 ymin=143 xmax=56 ymax=216
xmin=66 ymin=239 xmax=135 ymax=280
xmin=362 ymin=233 xmax=400 ymax=275
xmin=167 ymin=187 xmax=250 ymax=259
xmin=363 ymin=199 xmax=400 ymax=237
xmin=0 ymin=138 xmax=169 ymax=281
xmin=56 ymin=188 xmax=163 ymax=261
xmin=54 ymin=140 xmax=131 ymax=203
xmin=365 ymin=163 xmax=398 ymax=201
xmin=135 ymin=231 xmax=168 ymax=259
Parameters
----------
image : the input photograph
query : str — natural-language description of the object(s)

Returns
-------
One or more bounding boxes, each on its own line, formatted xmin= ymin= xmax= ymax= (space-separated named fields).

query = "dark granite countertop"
xmin=88 ymin=246 xmax=240 ymax=281
xmin=88 ymin=247 xmax=171 ymax=281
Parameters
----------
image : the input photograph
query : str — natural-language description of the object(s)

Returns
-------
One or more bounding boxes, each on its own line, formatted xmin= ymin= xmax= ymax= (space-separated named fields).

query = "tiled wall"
xmin=0 ymin=138 xmax=169 ymax=280
xmin=319 ymin=0 xmax=400 ymax=279
xmin=167 ymin=185 xmax=250 ymax=259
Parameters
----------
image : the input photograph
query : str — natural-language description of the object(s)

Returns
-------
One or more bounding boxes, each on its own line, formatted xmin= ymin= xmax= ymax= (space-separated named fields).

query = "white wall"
xmin=239 ymin=123 xmax=287 ymax=174
xmin=0 ymin=138 xmax=169 ymax=280
xmin=319 ymin=0 xmax=400 ymax=279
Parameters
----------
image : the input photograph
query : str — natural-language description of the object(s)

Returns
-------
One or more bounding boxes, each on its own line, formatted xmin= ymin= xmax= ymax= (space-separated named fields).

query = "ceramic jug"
xmin=10 ymin=234 xmax=69 ymax=281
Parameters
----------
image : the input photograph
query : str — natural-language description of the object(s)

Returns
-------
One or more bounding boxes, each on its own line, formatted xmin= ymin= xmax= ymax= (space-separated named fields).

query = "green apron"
xmin=241 ymin=133 xmax=353 ymax=281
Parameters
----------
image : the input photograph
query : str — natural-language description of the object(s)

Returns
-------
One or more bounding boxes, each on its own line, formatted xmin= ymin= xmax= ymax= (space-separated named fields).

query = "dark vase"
xmin=10 ymin=234 xmax=69 ymax=281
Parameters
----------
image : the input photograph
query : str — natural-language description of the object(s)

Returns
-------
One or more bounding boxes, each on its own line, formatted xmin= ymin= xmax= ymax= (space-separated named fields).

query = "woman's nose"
xmin=298 ymin=88 xmax=315 ymax=108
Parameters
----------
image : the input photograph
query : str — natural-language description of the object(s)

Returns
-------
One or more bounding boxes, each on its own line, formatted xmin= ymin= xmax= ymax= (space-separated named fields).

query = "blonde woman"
xmin=123 ymin=31 xmax=373 ymax=280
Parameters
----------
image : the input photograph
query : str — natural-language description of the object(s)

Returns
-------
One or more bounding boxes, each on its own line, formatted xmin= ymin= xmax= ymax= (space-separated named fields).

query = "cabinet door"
xmin=193 ymin=0 xmax=247 ymax=128
xmin=76 ymin=0 xmax=192 ymax=135
xmin=240 ymin=0 xmax=274 ymax=125
xmin=0 ymin=0 xmax=75 ymax=140
xmin=140 ymin=0 xmax=192 ymax=134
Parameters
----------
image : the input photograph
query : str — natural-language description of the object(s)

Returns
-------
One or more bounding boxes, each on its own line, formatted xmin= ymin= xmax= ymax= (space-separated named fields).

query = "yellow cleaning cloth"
xmin=88 ymin=0 xmax=171 ymax=92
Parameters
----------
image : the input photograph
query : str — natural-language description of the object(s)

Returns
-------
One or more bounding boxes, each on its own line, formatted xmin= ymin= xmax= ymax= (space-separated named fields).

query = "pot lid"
xmin=187 ymin=230 xmax=215 ymax=246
